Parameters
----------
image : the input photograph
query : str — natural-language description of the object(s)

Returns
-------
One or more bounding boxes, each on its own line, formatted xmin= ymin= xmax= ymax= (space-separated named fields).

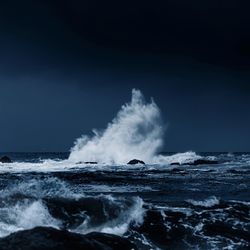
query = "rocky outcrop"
xmin=170 ymin=162 xmax=180 ymax=166
xmin=127 ymin=159 xmax=145 ymax=165
xmin=183 ymin=159 xmax=218 ymax=166
xmin=0 ymin=156 xmax=11 ymax=163
xmin=171 ymin=159 xmax=218 ymax=166
xmin=76 ymin=161 xmax=98 ymax=164
xmin=0 ymin=227 xmax=136 ymax=250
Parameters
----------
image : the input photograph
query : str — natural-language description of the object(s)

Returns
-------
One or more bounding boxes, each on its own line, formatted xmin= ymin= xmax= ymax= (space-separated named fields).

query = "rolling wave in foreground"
xmin=0 ymin=90 xmax=249 ymax=249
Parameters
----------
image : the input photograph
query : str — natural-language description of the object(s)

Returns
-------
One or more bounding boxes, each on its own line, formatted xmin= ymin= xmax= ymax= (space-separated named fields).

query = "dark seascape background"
xmin=0 ymin=1 xmax=250 ymax=249
xmin=0 ymin=152 xmax=249 ymax=249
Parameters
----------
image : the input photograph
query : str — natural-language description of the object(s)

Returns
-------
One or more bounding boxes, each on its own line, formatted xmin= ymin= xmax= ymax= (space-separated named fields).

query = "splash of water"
xmin=69 ymin=89 xmax=164 ymax=164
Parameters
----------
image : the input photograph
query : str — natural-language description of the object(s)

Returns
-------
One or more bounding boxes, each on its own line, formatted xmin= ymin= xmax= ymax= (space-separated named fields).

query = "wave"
xmin=69 ymin=89 xmax=164 ymax=164
xmin=0 ymin=196 xmax=144 ymax=238
xmin=0 ymin=177 xmax=145 ymax=238
xmin=0 ymin=151 xmax=220 ymax=173
xmin=74 ymin=196 xmax=144 ymax=236
xmin=68 ymin=89 xmax=218 ymax=166
xmin=0 ymin=200 xmax=60 ymax=237
xmin=0 ymin=177 xmax=84 ymax=200
xmin=186 ymin=196 xmax=220 ymax=208
xmin=154 ymin=151 xmax=202 ymax=165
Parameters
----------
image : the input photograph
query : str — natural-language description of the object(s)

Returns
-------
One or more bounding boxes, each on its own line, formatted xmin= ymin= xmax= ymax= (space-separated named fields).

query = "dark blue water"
xmin=0 ymin=152 xmax=249 ymax=249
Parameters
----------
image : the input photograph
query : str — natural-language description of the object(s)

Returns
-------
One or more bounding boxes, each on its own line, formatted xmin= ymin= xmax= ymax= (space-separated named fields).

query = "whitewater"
xmin=69 ymin=89 xmax=164 ymax=164
xmin=0 ymin=89 xmax=249 ymax=249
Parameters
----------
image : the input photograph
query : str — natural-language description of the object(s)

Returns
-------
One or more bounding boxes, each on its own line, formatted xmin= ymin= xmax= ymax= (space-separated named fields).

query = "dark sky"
xmin=0 ymin=0 xmax=250 ymax=152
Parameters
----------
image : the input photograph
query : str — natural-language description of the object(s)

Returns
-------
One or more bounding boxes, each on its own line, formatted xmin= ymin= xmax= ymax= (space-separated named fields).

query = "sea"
xmin=0 ymin=90 xmax=249 ymax=249
xmin=0 ymin=152 xmax=249 ymax=249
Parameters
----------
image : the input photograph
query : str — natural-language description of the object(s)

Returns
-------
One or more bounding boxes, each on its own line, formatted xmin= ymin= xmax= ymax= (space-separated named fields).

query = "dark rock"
xmin=127 ymin=159 xmax=145 ymax=165
xmin=0 ymin=156 xmax=12 ymax=163
xmin=171 ymin=168 xmax=182 ymax=172
xmin=0 ymin=227 xmax=136 ymax=250
xmin=203 ymin=222 xmax=250 ymax=242
xmin=183 ymin=159 xmax=218 ymax=166
xmin=170 ymin=162 xmax=180 ymax=166
xmin=227 ymin=169 xmax=239 ymax=174
xmin=76 ymin=161 xmax=98 ymax=164
xmin=137 ymin=209 xmax=188 ymax=249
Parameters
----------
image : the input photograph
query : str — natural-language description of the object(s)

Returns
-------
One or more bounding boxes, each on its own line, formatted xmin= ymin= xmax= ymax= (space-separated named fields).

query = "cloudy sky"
xmin=0 ymin=0 xmax=249 ymax=152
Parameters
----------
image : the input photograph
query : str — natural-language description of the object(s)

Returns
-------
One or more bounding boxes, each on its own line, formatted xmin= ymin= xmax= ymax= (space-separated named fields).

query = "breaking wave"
xmin=68 ymin=89 xmax=203 ymax=165
xmin=186 ymin=196 xmax=220 ymax=208
xmin=69 ymin=89 xmax=164 ymax=164
xmin=0 ymin=200 xmax=60 ymax=237
xmin=0 ymin=176 xmax=145 ymax=238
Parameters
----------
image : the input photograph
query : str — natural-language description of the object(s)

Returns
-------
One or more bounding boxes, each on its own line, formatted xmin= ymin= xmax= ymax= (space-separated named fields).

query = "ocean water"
xmin=0 ymin=90 xmax=249 ymax=249
xmin=0 ymin=152 xmax=249 ymax=249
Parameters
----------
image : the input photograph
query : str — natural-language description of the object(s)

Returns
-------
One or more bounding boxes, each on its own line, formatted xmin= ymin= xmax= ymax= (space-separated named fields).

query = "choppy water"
xmin=0 ymin=152 xmax=249 ymax=249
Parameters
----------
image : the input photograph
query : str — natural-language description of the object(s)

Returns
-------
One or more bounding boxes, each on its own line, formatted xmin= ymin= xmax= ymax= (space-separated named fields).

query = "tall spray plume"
xmin=69 ymin=89 xmax=164 ymax=164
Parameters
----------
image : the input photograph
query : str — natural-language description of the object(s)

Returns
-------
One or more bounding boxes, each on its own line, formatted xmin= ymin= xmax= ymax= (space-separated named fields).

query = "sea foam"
xmin=186 ymin=196 xmax=220 ymax=208
xmin=69 ymin=89 xmax=164 ymax=164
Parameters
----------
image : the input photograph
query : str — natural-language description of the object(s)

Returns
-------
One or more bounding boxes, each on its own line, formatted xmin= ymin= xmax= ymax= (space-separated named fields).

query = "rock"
xmin=169 ymin=159 xmax=218 ymax=166
xmin=137 ymin=210 xmax=188 ymax=249
xmin=170 ymin=162 xmax=180 ymax=166
xmin=203 ymin=222 xmax=250 ymax=242
xmin=76 ymin=161 xmax=98 ymax=164
xmin=0 ymin=156 xmax=11 ymax=163
xmin=227 ymin=169 xmax=239 ymax=174
xmin=171 ymin=168 xmax=182 ymax=172
xmin=127 ymin=159 xmax=145 ymax=165
xmin=183 ymin=159 xmax=218 ymax=166
xmin=0 ymin=227 xmax=136 ymax=250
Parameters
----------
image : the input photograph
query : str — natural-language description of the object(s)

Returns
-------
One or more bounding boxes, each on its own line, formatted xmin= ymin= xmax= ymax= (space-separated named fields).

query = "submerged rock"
xmin=203 ymin=222 xmax=250 ymax=242
xmin=0 ymin=227 xmax=136 ymax=250
xmin=170 ymin=168 xmax=183 ymax=172
xmin=170 ymin=162 xmax=180 ymax=166
xmin=127 ymin=159 xmax=145 ymax=165
xmin=183 ymin=159 xmax=218 ymax=166
xmin=76 ymin=161 xmax=98 ymax=164
xmin=170 ymin=159 xmax=218 ymax=166
xmin=136 ymin=209 xmax=188 ymax=249
xmin=0 ymin=156 xmax=11 ymax=163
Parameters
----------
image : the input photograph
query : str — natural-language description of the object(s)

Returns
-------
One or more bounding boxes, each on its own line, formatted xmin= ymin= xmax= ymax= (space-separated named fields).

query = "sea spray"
xmin=69 ymin=89 xmax=164 ymax=164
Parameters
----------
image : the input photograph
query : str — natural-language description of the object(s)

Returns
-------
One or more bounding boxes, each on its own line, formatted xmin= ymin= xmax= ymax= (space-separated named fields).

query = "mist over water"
xmin=69 ymin=89 xmax=164 ymax=164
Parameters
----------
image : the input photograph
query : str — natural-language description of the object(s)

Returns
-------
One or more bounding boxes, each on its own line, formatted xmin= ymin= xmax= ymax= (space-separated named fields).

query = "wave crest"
xmin=69 ymin=89 xmax=164 ymax=164
xmin=186 ymin=196 xmax=220 ymax=208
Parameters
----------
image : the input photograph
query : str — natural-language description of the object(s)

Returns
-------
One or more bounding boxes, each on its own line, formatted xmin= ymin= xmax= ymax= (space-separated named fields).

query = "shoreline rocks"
xmin=0 ymin=227 xmax=136 ymax=250
xmin=127 ymin=159 xmax=145 ymax=165
xmin=76 ymin=161 xmax=98 ymax=164
xmin=183 ymin=159 xmax=218 ymax=166
xmin=0 ymin=156 xmax=12 ymax=163
xmin=171 ymin=159 xmax=218 ymax=166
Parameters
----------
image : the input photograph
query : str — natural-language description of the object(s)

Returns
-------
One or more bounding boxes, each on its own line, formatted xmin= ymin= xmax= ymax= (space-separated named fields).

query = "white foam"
xmin=0 ymin=160 xmax=72 ymax=173
xmin=0 ymin=90 xmax=207 ymax=170
xmin=186 ymin=196 xmax=220 ymax=208
xmin=74 ymin=196 xmax=145 ymax=236
xmin=0 ymin=177 xmax=83 ymax=200
xmin=68 ymin=89 xmax=205 ymax=166
xmin=154 ymin=151 xmax=202 ymax=165
xmin=0 ymin=201 xmax=60 ymax=237
xmin=69 ymin=89 xmax=164 ymax=164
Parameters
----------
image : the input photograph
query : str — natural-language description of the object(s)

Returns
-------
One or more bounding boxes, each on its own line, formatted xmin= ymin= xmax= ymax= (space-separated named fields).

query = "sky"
xmin=0 ymin=0 xmax=250 ymax=152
